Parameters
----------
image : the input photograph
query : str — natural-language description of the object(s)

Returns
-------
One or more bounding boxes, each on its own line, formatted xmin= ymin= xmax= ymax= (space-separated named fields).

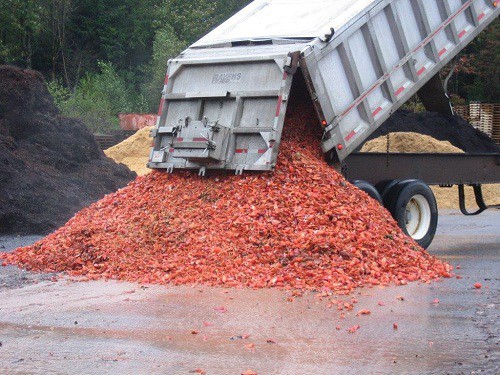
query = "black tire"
xmin=385 ymin=180 xmax=438 ymax=249
xmin=351 ymin=180 xmax=383 ymax=205
xmin=384 ymin=179 xmax=419 ymax=213
xmin=375 ymin=180 xmax=400 ymax=205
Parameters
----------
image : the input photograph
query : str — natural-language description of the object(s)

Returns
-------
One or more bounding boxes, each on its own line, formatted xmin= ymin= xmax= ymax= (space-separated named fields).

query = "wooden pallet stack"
xmin=454 ymin=105 xmax=469 ymax=121
xmin=469 ymin=102 xmax=481 ymax=129
xmin=478 ymin=103 xmax=494 ymax=137
xmin=493 ymin=104 xmax=500 ymax=145
xmin=94 ymin=130 xmax=138 ymax=150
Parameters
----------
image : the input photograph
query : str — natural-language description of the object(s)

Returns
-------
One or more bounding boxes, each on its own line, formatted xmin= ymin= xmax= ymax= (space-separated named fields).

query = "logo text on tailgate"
xmin=212 ymin=73 xmax=242 ymax=84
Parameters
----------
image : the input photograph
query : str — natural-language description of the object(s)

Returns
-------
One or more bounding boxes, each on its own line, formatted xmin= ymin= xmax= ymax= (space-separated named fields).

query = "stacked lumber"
xmin=493 ymin=104 xmax=500 ymax=145
xmin=453 ymin=105 xmax=469 ymax=121
xmin=478 ymin=103 xmax=494 ymax=137
xmin=469 ymin=102 xmax=481 ymax=129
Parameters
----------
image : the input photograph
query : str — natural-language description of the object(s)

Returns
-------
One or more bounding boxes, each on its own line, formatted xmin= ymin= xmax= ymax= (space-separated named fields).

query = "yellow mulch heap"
xmin=361 ymin=133 xmax=499 ymax=209
xmin=104 ymin=127 xmax=153 ymax=176
xmin=361 ymin=132 xmax=462 ymax=153
xmin=432 ymin=185 xmax=499 ymax=210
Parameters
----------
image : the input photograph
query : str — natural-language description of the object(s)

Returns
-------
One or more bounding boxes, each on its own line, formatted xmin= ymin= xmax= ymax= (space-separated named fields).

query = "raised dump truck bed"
xmin=149 ymin=0 xmax=499 ymax=174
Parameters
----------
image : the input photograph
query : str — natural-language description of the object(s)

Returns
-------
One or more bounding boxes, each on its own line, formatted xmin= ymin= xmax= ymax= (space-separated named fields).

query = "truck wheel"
xmin=385 ymin=180 xmax=438 ymax=249
xmin=375 ymin=180 xmax=399 ymax=204
xmin=351 ymin=180 xmax=383 ymax=205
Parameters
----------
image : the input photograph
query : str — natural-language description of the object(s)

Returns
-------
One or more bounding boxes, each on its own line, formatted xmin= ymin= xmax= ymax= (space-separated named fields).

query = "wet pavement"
xmin=0 ymin=210 xmax=498 ymax=374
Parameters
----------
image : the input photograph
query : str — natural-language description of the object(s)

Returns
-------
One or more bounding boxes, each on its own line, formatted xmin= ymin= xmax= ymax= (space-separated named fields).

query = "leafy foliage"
xmin=1 ymin=0 xmax=498 ymax=131
xmin=444 ymin=19 xmax=499 ymax=103
xmin=164 ymin=0 xmax=249 ymax=44
xmin=48 ymin=61 xmax=147 ymax=133
xmin=0 ymin=0 xmax=45 ymax=67
xmin=141 ymin=24 xmax=186 ymax=112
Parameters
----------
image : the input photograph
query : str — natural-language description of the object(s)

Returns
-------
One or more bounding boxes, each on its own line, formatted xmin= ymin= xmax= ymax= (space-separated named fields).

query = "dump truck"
xmin=149 ymin=0 xmax=500 ymax=248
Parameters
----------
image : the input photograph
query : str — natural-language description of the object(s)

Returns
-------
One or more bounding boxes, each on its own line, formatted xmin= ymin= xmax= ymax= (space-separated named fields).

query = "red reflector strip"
xmin=169 ymin=148 xmax=175 ymax=153
xmin=417 ymin=67 xmax=426 ymax=76
xmin=176 ymin=138 xmax=184 ymax=142
xmin=395 ymin=87 xmax=405 ymax=96
xmin=438 ymin=48 xmax=447 ymax=57
xmin=477 ymin=13 xmax=485 ymax=21
xmin=164 ymin=75 xmax=169 ymax=85
xmin=157 ymin=99 xmax=164 ymax=116
xmin=345 ymin=131 xmax=357 ymax=142
xmin=372 ymin=107 xmax=383 ymax=117
xmin=458 ymin=29 xmax=467 ymax=38
xmin=235 ymin=149 xmax=267 ymax=155
xmin=275 ymin=96 xmax=283 ymax=117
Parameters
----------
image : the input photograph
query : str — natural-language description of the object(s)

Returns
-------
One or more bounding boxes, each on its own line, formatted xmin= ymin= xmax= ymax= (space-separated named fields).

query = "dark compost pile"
xmin=365 ymin=109 xmax=500 ymax=153
xmin=0 ymin=65 xmax=136 ymax=235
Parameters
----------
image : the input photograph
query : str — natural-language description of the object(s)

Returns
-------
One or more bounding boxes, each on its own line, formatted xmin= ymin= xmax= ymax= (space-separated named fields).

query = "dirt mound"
xmin=104 ymin=126 xmax=153 ymax=176
xmin=0 ymin=65 xmax=136 ymax=235
xmin=361 ymin=132 xmax=462 ymax=153
xmin=365 ymin=110 xmax=500 ymax=154
xmin=1 ymin=95 xmax=452 ymax=294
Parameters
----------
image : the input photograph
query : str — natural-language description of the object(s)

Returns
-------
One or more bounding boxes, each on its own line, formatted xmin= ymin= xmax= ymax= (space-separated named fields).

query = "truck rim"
xmin=405 ymin=195 xmax=431 ymax=241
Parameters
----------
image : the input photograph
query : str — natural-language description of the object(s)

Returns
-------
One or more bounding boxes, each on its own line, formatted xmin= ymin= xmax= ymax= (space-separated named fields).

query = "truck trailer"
xmin=148 ymin=0 xmax=500 ymax=248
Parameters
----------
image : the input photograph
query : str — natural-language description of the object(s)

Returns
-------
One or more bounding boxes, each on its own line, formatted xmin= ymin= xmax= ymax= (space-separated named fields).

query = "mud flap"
xmin=417 ymin=74 xmax=454 ymax=116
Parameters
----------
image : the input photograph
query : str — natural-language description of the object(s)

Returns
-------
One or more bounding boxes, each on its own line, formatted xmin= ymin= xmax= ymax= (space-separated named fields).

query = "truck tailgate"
xmin=148 ymin=45 xmax=304 ymax=175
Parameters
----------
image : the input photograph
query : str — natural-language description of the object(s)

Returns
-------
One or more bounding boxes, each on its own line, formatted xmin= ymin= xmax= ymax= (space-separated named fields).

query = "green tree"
xmin=50 ymin=61 xmax=145 ymax=133
xmin=164 ymin=0 xmax=250 ymax=44
xmin=445 ymin=19 xmax=500 ymax=103
xmin=141 ymin=24 xmax=186 ymax=112
xmin=0 ymin=0 xmax=45 ymax=68
xmin=58 ymin=0 xmax=161 ymax=90
xmin=140 ymin=0 xmax=250 ymax=111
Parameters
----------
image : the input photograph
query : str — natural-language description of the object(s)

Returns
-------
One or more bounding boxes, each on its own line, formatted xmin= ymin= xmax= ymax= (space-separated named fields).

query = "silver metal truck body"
xmin=149 ymin=44 xmax=306 ymax=174
xmin=149 ymin=0 xmax=499 ymax=174
xmin=192 ymin=0 xmax=378 ymax=48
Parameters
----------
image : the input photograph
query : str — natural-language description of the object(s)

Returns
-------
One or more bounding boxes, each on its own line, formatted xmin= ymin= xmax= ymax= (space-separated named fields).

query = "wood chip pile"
xmin=1 ymin=100 xmax=452 ymax=294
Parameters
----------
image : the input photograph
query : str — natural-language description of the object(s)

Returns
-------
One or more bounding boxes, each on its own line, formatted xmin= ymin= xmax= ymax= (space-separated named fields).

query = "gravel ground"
xmin=0 ymin=235 xmax=53 ymax=290
xmin=0 ymin=210 xmax=498 ymax=374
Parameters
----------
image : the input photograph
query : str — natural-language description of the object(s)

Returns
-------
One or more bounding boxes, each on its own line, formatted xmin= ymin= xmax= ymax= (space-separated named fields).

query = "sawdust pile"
xmin=361 ymin=132 xmax=462 ymax=153
xmin=362 ymin=133 xmax=499 ymax=209
xmin=432 ymin=185 xmax=499 ymax=210
xmin=366 ymin=109 xmax=499 ymax=153
xmin=104 ymin=127 xmax=153 ymax=176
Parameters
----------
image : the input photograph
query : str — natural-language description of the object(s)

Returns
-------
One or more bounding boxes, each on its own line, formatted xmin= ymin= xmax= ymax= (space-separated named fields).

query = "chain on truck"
xmin=148 ymin=0 xmax=500 ymax=248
